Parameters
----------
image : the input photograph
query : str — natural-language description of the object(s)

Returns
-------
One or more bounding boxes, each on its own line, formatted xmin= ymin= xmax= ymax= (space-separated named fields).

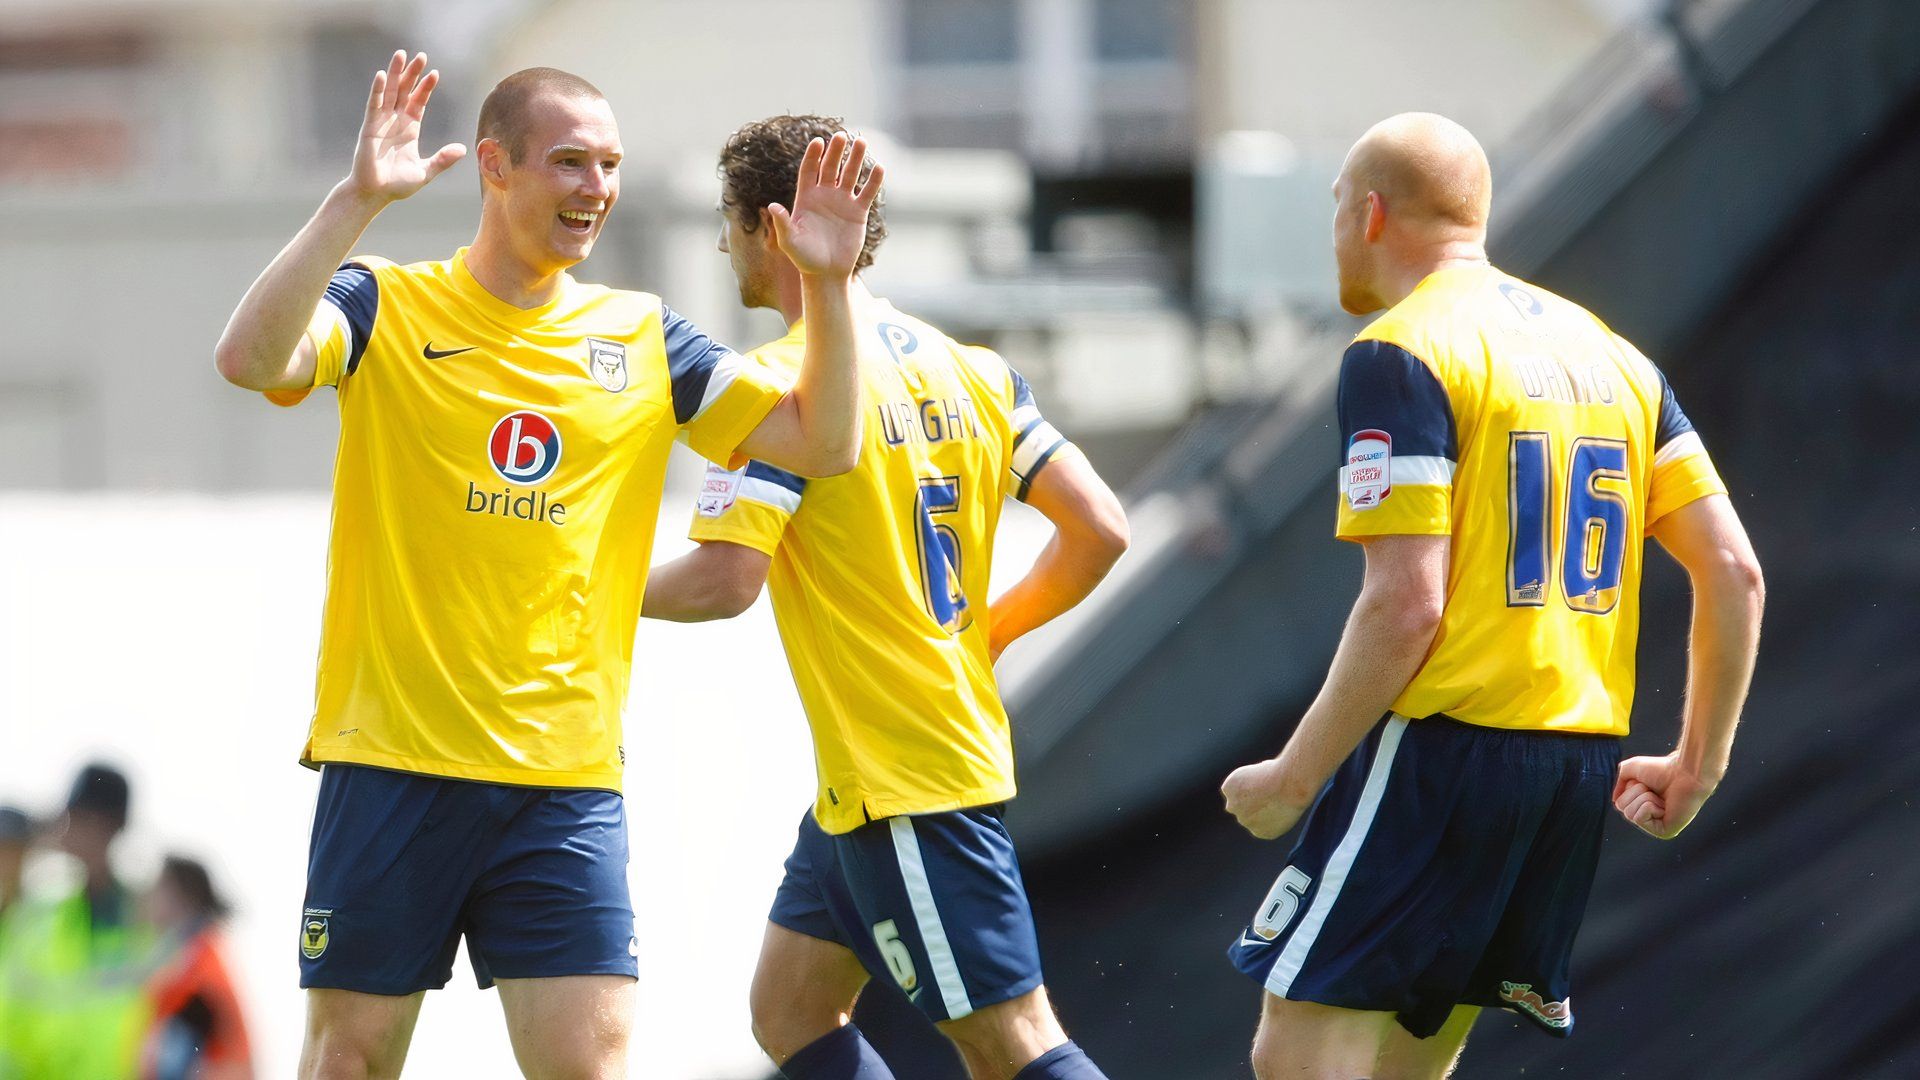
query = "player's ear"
xmin=757 ymin=206 xmax=782 ymax=251
xmin=475 ymin=137 xmax=510 ymax=192
xmin=1365 ymin=191 xmax=1388 ymax=243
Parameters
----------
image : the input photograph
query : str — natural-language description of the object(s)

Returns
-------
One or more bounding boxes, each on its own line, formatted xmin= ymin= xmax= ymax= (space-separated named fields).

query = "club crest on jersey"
xmin=488 ymin=411 xmax=562 ymax=486
xmin=300 ymin=908 xmax=332 ymax=960
xmin=1344 ymin=429 xmax=1392 ymax=510
xmin=587 ymin=338 xmax=628 ymax=393
xmin=696 ymin=465 xmax=744 ymax=517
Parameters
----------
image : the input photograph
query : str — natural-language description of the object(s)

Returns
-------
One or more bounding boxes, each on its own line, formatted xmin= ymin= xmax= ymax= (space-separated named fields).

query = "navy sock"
xmin=1013 ymin=1040 xmax=1108 ymax=1079
xmin=779 ymin=1024 xmax=896 ymax=1080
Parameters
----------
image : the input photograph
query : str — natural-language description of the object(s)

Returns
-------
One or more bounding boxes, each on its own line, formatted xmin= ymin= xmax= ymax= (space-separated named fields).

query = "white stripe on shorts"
xmin=1264 ymin=714 xmax=1410 ymax=998
xmin=890 ymin=816 xmax=974 ymax=1020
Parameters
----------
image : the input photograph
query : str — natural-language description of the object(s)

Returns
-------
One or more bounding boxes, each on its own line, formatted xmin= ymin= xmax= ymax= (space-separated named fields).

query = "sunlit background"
xmin=3 ymin=0 xmax=1918 ymax=1077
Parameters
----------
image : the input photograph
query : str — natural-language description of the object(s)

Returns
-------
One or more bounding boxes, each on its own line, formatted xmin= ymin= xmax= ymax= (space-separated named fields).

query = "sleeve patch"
xmin=696 ymin=465 xmax=744 ymax=517
xmin=1343 ymin=429 xmax=1392 ymax=510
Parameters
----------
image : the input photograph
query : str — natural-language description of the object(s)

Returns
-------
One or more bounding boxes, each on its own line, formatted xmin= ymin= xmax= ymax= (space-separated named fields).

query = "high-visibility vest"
xmin=0 ymin=886 xmax=153 ymax=1080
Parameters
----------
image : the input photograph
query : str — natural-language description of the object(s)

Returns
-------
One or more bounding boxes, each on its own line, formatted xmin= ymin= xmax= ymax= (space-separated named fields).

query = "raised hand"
xmin=1613 ymin=752 xmax=1717 ymax=839
xmin=349 ymin=50 xmax=467 ymax=205
xmin=766 ymin=132 xmax=884 ymax=279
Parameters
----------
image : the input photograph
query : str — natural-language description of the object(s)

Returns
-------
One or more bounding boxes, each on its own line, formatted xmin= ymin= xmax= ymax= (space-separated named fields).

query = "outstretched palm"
xmin=767 ymin=133 xmax=885 ymax=278
xmin=351 ymin=50 xmax=466 ymax=203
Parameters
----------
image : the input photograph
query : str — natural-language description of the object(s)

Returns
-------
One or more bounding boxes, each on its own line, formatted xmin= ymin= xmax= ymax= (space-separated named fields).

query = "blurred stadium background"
xmin=2 ymin=0 xmax=1917 ymax=1076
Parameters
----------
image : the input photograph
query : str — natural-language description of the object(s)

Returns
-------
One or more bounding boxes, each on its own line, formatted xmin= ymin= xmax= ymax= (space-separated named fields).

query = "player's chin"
xmin=550 ymin=223 xmax=599 ymax=262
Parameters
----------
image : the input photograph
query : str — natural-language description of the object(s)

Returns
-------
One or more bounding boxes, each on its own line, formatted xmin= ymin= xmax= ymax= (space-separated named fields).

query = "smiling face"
xmin=482 ymin=91 xmax=622 ymax=277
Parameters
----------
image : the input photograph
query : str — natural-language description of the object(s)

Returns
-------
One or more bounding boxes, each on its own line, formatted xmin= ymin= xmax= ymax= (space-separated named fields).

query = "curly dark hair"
xmin=719 ymin=115 xmax=886 ymax=272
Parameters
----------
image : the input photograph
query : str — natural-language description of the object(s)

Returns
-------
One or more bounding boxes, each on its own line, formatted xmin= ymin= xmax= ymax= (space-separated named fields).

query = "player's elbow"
xmin=1717 ymin=547 xmax=1766 ymax=611
xmin=214 ymin=335 xmax=276 ymax=391
xmin=213 ymin=336 xmax=256 ymax=388
xmin=709 ymin=574 xmax=764 ymax=619
xmin=1376 ymin=586 xmax=1444 ymax=642
xmin=1083 ymin=498 xmax=1131 ymax=568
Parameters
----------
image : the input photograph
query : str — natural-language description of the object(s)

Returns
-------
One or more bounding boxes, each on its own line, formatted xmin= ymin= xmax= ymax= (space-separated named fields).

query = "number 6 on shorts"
xmin=1252 ymin=866 xmax=1313 ymax=941
xmin=873 ymin=918 xmax=920 ymax=992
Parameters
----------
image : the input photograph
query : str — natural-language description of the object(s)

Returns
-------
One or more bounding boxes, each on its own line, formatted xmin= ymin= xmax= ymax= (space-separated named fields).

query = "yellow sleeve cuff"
xmin=1646 ymin=453 xmax=1727 ymax=529
xmin=682 ymin=359 xmax=790 ymax=469
xmin=1336 ymin=483 xmax=1451 ymax=541
xmin=688 ymin=496 xmax=789 ymax=556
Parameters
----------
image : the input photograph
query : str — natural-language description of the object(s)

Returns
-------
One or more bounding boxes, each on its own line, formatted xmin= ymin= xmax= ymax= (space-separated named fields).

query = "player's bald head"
xmin=477 ymin=67 xmax=606 ymax=164
xmin=1340 ymin=112 xmax=1491 ymax=233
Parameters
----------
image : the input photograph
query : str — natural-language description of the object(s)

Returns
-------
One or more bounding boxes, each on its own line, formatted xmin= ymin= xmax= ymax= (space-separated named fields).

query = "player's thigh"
xmin=1375 ymin=1005 xmax=1480 ymax=1080
xmin=298 ymin=988 xmax=424 ymax=1080
xmin=1250 ymin=993 xmax=1393 ymax=1080
xmin=936 ymin=984 xmax=1068 ymax=1080
xmin=750 ymin=921 xmax=873 ymax=1062
xmin=495 ymin=974 xmax=636 ymax=1080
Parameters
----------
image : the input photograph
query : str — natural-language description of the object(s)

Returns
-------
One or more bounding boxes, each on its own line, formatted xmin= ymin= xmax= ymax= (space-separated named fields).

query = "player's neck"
xmin=773 ymin=273 xmax=870 ymax=328
xmin=1380 ymin=243 xmax=1489 ymax=308
xmin=464 ymin=232 xmax=570 ymax=309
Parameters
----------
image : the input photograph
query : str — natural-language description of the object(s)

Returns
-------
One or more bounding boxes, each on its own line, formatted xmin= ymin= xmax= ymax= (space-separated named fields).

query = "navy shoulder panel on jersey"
xmin=745 ymin=459 xmax=806 ymax=496
xmin=660 ymin=303 xmax=739 ymax=424
xmin=325 ymin=264 xmax=378 ymax=375
xmin=1009 ymin=365 xmax=1038 ymax=413
xmin=1335 ymin=339 xmax=1457 ymax=466
xmin=1653 ymin=366 xmax=1697 ymax=449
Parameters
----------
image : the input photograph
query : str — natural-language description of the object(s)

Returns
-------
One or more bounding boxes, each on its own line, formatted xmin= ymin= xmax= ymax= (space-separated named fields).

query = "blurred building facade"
xmin=0 ymin=0 xmax=1636 ymax=492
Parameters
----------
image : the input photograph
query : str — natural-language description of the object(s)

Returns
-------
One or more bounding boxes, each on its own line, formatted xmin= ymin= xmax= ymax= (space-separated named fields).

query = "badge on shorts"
xmin=1343 ymin=429 xmax=1392 ymax=510
xmin=696 ymin=465 xmax=744 ymax=517
xmin=301 ymin=908 xmax=332 ymax=960
xmin=587 ymin=338 xmax=628 ymax=393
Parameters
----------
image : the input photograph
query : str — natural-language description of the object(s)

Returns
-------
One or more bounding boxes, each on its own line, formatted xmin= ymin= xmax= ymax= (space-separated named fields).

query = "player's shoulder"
xmin=867 ymin=298 xmax=1014 ymax=390
xmin=745 ymin=321 xmax=809 ymax=377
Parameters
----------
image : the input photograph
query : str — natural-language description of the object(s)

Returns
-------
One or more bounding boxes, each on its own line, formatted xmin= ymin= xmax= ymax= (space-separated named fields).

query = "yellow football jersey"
xmin=269 ymin=249 xmax=786 ymax=789
xmin=1335 ymin=264 xmax=1725 ymax=736
xmin=688 ymin=296 xmax=1075 ymax=833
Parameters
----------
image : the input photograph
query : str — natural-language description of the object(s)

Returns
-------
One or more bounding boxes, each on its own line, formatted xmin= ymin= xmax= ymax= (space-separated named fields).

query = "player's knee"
xmin=748 ymin=978 xmax=844 ymax=1061
xmin=299 ymin=1027 xmax=407 ymax=1080
xmin=939 ymin=990 xmax=1066 ymax=1076
xmin=516 ymin=1031 xmax=629 ymax=1080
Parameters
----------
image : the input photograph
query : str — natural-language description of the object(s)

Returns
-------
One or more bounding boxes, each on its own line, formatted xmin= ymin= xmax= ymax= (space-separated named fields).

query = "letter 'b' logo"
xmin=489 ymin=411 xmax=562 ymax=485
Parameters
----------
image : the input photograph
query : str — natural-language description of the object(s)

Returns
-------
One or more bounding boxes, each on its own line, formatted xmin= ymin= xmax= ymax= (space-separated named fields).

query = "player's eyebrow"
xmin=547 ymin=143 xmax=622 ymax=160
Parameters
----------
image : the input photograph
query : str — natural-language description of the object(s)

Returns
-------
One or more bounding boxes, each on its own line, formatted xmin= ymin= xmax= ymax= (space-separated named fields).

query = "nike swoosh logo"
xmin=908 ymin=986 xmax=923 ymax=1003
xmin=422 ymin=343 xmax=478 ymax=360
xmin=1236 ymin=934 xmax=1271 ymax=950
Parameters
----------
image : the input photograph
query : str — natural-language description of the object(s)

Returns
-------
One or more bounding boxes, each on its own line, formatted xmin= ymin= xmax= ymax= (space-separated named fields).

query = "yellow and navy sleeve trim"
xmin=1008 ymin=366 xmax=1070 ymax=501
xmin=1334 ymin=338 xmax=1456 ymax=539
xmin=687 ymin=459 xmax=804 ymax=556
xmin=267 ymin=262 xmax=378 ymax=407
xmin=667 ymin=304 xmax=790 ymax=467
xmin=1646 ymin=367 xmax=1726 ymax=527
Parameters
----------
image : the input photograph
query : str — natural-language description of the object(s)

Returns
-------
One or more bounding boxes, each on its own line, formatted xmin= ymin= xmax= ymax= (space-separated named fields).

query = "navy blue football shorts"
xmin=769 ymin=806 xmax=1044 ymax=1023
xmin=299 ymin=764 xmax=637 ymax=995
xmin=1228 ymin=713 xmax=1621 ymax=1038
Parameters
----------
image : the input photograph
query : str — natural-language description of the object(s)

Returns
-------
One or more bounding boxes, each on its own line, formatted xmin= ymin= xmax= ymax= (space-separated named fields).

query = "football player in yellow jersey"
xmin=213 ymin=55 xmax=880 ymax=1079
xmin=1219 ymin=114 xmax=1766 ymax=1078
xmin=643 ymin=116 xmax=1128 ymax=1080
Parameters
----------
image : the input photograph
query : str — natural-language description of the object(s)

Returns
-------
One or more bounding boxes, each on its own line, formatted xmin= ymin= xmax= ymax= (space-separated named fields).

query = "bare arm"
xmin=1222 ymin=534 xmax=1448 ymax=839
xmin=213 ymin=51 xmax=465 ymax=391
xmin=1614 ymin=493 xmax=1764 ymax=838
xmin=642 ymin=541 xmax=773 ymax=623
xmin=732 ymin=135 xmax=884 ymax=477
xmin=986 ymin=453 xmax=1129 ymax=661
